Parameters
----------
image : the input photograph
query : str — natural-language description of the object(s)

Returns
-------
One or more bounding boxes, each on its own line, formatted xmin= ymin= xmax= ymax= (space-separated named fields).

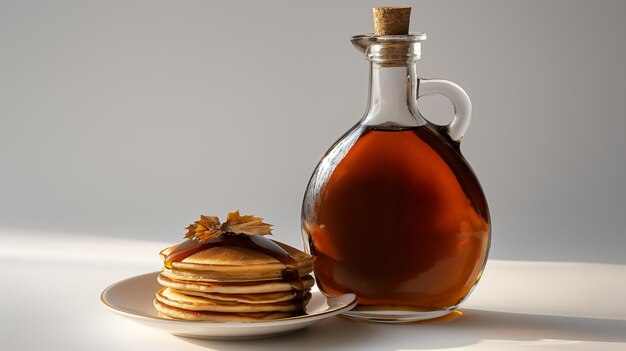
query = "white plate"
xmin=100 ymin=272 xmax=357 ymax=340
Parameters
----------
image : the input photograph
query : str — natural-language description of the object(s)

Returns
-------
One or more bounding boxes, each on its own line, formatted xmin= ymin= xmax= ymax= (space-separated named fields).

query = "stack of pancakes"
xmin=153 ymin=239 xmax=315 ymax=322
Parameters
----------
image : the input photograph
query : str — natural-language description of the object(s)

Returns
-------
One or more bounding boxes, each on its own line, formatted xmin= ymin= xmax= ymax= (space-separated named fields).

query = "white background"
xmin=2 ymin=0 xmax=625 ymax=264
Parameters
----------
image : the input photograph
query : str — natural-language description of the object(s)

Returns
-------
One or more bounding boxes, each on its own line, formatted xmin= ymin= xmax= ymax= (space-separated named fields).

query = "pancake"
xmin=158 ymin=273 xmax=314 ymax=294
xmin=178 ymin=289 xmax=296 ymax=304
xmin=156 ymin=287 xmax=312 ymax=313
xmin=162 ymin=266 xmax=312 ymax=282
xmin=153 ymin=299 xmax=295 ymax=322
xmin=159 ymin=240 xmax=314 ymax=282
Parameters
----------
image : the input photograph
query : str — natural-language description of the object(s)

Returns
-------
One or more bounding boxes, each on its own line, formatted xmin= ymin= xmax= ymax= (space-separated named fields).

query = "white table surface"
xmin=2 ymin=231 xmax=625 ymax=351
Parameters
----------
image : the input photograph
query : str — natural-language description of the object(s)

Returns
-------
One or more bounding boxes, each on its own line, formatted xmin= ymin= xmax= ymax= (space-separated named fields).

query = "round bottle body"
xmin=302 ymin=123 xmax=490 ymax=322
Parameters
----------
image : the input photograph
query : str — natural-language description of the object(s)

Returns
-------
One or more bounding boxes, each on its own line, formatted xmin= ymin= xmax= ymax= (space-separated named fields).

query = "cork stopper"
xmin=373 ymin=7 xmax=411 ymax=35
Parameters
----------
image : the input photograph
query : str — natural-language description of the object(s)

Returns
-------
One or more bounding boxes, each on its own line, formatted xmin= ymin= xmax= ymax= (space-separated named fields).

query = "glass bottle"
xmin=301 ymin=7 xmax=490 ymax=323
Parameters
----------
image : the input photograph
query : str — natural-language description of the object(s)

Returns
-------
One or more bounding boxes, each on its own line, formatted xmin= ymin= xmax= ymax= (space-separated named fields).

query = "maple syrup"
xmin=302 ymin=6 xmax=490 ymax=322
xmin=305 ymin=124 xmax=489 ymax=311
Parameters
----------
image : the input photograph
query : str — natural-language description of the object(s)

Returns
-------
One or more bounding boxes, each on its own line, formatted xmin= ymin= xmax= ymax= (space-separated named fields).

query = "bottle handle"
xmin=418 ymin=78 xmax=472 ymax=142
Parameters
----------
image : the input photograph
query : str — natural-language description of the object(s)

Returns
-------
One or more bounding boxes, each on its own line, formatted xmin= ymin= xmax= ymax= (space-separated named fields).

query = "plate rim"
xmin=100 ymin=271 xmax=357 ymax=328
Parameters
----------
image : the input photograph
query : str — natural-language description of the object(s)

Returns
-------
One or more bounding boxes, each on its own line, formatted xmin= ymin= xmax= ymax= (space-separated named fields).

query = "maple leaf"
xmin=191 ymin=215 xmax=223 ymax=242
xmin=184 ymin=224 xmax=197 ymax=239
xmin=221 ymin=210 xmax=273 ymax=235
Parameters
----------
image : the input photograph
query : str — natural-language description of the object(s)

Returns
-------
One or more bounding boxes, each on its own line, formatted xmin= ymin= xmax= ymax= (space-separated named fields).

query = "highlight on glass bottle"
xmin=301 ymin=7 xmax=490 ymax=323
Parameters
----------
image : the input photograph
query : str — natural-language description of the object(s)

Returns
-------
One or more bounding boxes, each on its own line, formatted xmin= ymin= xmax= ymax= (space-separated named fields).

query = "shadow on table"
xmin=176 ymin=309 xmax=626 ymax=350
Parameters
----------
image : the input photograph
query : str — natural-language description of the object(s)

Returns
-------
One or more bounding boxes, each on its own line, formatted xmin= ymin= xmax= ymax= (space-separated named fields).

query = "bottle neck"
xmin=362 ymin=62 xmax=425 ymax=128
